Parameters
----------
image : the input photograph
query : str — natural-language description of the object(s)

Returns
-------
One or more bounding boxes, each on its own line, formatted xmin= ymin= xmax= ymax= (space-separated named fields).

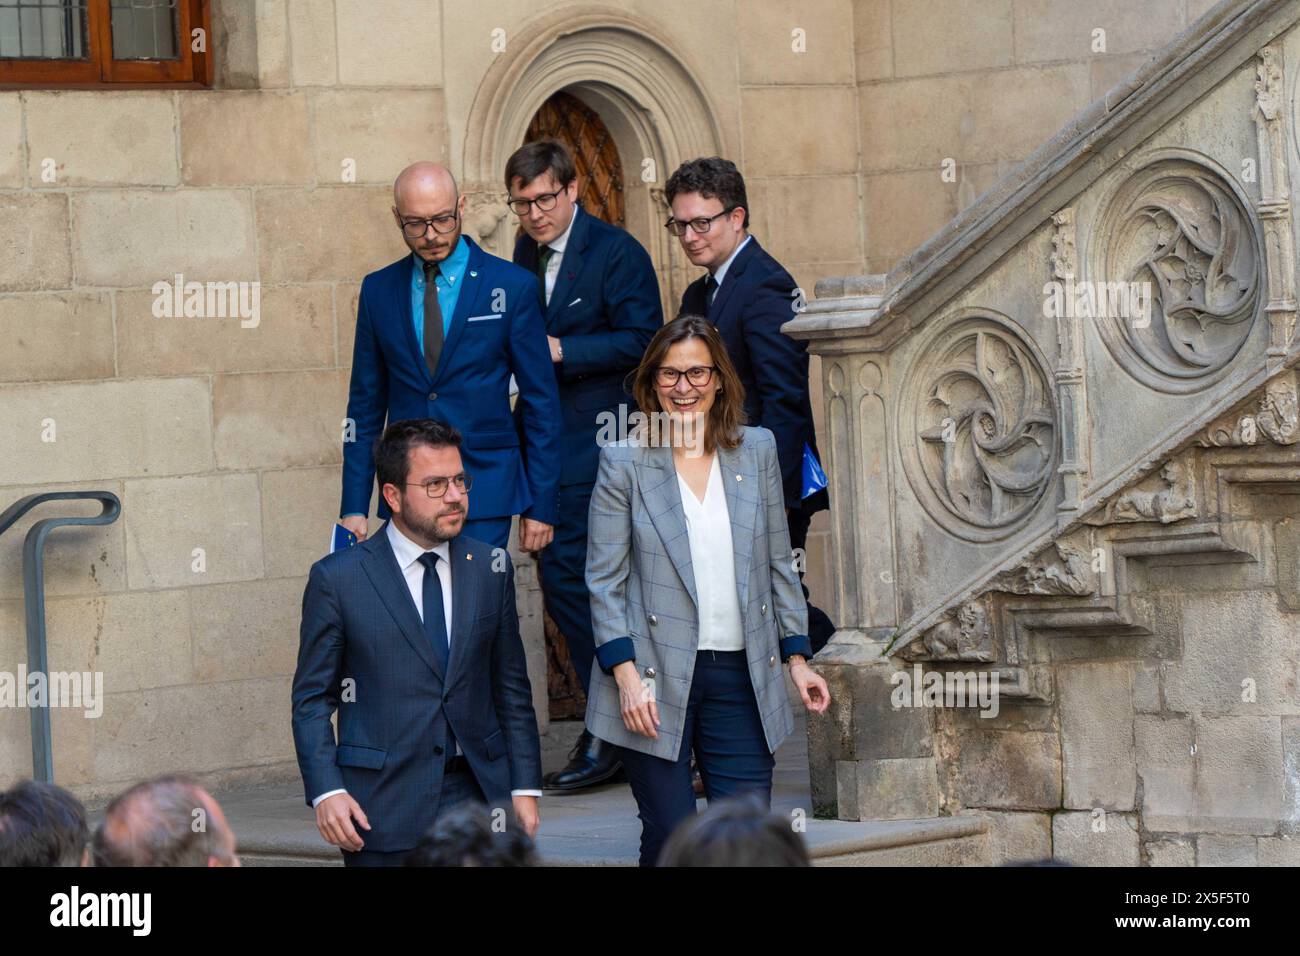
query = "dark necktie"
xmin=536 ymin=244 xmax=553 ymax=307
xmin=417 ymin=552 xmax=449 ymax=669
xmin=417 ymin=551 xmax=457 ymax=757
xmin=422 ymin=260 xmax=444 ymax=378
xmin=704 ymin=274 xmax=719 ymax=312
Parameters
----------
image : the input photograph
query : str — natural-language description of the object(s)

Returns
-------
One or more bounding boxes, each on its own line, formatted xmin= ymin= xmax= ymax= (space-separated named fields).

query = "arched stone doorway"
xmin=459 ymin=10 xmax=729 ymax=310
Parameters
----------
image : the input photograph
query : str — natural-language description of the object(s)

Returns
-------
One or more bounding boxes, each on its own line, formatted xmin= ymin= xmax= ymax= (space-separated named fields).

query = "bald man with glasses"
xmin=338 ymin=162 xmax=562 ymax=554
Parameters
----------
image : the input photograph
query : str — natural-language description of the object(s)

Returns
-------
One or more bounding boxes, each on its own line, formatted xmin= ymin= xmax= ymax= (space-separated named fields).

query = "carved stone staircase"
xmin=785 ymin=0 xmax=1300 ymax=864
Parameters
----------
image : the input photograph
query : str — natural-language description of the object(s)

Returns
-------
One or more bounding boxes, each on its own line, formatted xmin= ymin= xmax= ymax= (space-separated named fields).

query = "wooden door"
xmin=524 ymin=90 xmax=625 ymax=227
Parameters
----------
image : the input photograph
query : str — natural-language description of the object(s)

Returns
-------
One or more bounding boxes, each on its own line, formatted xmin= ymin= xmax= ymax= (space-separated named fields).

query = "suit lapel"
xmin=431 ymin=239 xmax=486 ymax=385
xmin=707 ymin=237 xmax=759 ymax=321
xmin=398 ymin=257 xmax=432 ymax=388
xmin=639 ymin=444 xmax=698 ymax=609
xmin=360 ymin=525 xmax=443 ymax=680
xmin=444 ymin=535 xmax=478 ymax=686
xmin=717 ymin=437 xmax=759 ymax=611
xmin=546 ymin=208 xmax=587 ymax=327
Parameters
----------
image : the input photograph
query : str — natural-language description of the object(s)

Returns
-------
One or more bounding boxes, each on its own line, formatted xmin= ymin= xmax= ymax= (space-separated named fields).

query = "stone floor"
xmin=206 ymin=714 xmax=986 ymax=866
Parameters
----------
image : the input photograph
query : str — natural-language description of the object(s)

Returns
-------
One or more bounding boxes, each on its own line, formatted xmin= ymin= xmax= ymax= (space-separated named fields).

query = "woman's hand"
xmin=613 ymin=661 xmax=660 ymax=739
xmin=788 ymin=655 xmax=831 ymax=714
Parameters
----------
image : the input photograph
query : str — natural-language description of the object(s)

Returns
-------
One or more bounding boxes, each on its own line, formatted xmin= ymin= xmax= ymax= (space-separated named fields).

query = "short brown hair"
xmin=505 ymin=139 xmax=577 ymax=191
xmin=631 ymin=315 xmax=746 ymax=451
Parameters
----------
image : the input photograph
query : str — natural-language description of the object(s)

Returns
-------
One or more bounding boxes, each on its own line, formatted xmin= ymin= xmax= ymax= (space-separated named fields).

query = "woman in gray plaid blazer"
xmin=584 ymin=315 xmax=830 ymax=865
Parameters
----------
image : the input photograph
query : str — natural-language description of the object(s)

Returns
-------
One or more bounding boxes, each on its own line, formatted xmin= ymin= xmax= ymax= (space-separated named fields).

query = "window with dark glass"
xmin=0 ymin=0 xmax=211 ymax=87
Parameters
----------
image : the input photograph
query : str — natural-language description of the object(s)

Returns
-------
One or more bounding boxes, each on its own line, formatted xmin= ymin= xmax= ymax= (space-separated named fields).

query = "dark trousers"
xmin=460 ymin=515 xmax=512 ymax=551
xmin=340 ymin=765 xmax=485 ymax=867
xmin=538 ymin=481 xmax=596 ymax=695
xmin=619 ymin=650 xmax=775 ymax=867
xmin=787 ymin=506 xmax=836 ymax=656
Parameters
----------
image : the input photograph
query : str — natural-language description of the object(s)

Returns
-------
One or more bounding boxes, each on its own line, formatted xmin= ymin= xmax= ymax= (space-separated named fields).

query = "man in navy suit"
xmin=508 ymin=140 xmax=662 ymax=790
xmin=294 ymin=419 xmax=543 ymax=867
xmin=339 ymin=162 xmax=561 ymax=553
xmin=667 ymin=157 xmax=835 ymax=652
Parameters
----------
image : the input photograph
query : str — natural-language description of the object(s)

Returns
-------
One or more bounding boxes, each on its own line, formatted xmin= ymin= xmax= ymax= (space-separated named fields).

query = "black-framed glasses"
xmin=507 ymin=187 xmax=568 ymax=216
xmin=400 ymin=212 xmax=460 ymax=238
xmin=664 ymin=208 xmax=737 ymax=236
xmin=655 ymin=365 xmax=716 ymax=388
xmin=405 ymin=473 xmax=474 ymax=498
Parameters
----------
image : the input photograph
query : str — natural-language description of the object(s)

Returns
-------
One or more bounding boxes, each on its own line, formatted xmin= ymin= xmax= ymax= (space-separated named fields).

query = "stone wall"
xmin=853 ymin=0 xmax=1208 ymax=273
xmin=794 ymin=0 xmax=1300 ymax=864
xmin=0 ymin=0 xmax=866 ymax=798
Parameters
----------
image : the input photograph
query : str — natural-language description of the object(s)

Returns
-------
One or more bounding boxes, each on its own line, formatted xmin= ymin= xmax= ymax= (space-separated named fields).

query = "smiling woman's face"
xmin=656 ymin=337 xmax=719 ymax=428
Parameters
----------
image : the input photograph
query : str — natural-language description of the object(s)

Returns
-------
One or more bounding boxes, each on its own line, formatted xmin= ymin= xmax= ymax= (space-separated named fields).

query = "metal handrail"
xmin=0 ymin=492 xmax=121 ymax=782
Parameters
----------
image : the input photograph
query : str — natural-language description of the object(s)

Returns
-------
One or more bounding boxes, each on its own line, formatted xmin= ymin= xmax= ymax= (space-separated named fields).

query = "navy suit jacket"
xmin=291 ymin=527 xmax=542 ymax=853
xmin=341 ymin=237 xmax=562 ymax=524
xmin=680 ymin=237 xmax=829 ymax=515
xmin=513 ymin=207 xmax=662 ymax=487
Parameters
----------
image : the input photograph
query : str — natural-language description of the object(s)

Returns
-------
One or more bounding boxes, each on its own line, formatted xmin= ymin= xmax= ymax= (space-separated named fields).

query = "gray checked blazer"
xmin=584 ymin=425 xmax=812 ymax=761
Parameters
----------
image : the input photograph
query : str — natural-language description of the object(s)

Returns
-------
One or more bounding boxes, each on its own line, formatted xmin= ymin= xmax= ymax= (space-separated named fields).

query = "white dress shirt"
xmin=312 ymin=522 xmax=541 ymax=806
xmin=676 ymin=455 xmax=745 ymax=652
xmin=541 ymin=204 xmax=579 ymax=306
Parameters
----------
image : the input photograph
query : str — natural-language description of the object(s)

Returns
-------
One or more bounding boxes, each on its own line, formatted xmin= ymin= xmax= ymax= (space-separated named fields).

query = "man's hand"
xmin=340 ymin=515 xmax=369 ymax=542
xmin=520 ymin=518 xmax=554 ymax=552
xmin=547 ymin=335 xmax=563 ymax=364
xmin=512 ymin=795 xmax=540 ymax=839
xmin=788 ymin=656 xmax=831 ymax=715
xmin=315 ymin=792 xmax=371 ymax=852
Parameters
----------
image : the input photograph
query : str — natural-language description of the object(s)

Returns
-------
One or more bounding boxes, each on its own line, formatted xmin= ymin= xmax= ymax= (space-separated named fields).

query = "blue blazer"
xmin=513 ymin=207 xmax=663 ymax=487
xmin=291 ymin=527 xmax=543 ymax=853
xmin=341 ymin=237 xmax=562 ymax=525
xmin=680 ymin=237 xmax=829 ymax=515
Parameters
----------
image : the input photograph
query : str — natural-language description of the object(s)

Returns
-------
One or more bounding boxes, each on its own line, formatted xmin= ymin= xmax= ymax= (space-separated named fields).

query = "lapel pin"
xmin=469 ymin=270 xmax=478 ymax=278
xmin=736 ymin=474 xmax=743 ymax=481
xmin=466 ymin=553 xmax=473 ymax=560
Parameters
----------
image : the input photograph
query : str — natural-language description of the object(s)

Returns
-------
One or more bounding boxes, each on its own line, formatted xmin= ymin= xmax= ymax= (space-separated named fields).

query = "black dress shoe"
xmin=544 ymin=729 xmax=624 ymax=791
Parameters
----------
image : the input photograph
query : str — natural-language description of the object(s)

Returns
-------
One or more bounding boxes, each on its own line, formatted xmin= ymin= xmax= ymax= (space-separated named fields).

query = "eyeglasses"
xmin=400 ymin=212 xmax=460 ymax=238
xmin=663 ymin=208 xmax=736 ymax=236
xmin=655 ymin=366 xmax=716 ymax=388
xmin=405 ymin=473 xmax=474 ymax=498
xmin=508 ymin=187 xmax=568 ymax=216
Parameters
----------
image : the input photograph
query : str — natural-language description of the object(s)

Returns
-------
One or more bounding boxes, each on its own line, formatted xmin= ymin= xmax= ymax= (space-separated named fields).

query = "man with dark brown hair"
xmin=507 ymin=139 xmax=662 ymax=791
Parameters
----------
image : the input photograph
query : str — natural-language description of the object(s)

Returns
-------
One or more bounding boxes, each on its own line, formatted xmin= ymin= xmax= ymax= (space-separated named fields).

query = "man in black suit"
xmin=509 ymin=140 xmax=662 ymax=791
xmin=666 ymin=157 xmax=834 ymax=652
xmin=293 ymin=419 xmax=543 ymax=866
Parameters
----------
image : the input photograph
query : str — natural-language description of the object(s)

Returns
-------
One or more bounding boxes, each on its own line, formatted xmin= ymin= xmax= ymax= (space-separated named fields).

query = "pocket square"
xmin=466 ymin=313 xmax=503 ymax=323
xmin=567 ymin=297 xmax=582 ymax=307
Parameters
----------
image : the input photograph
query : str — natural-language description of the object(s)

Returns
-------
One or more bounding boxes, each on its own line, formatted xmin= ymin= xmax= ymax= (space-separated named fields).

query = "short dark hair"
xmin=0 ymin=780 xmax=89 ymax=867
xmin=505 ymin=139 xmax=577 ymax=192
xmin=657 ymin=794 xmax=810 ymax=867
xmin=374 ymin=419 xmax=463 ymax=493
xmin=664 ymin=157 xmax=749 ymax=229
xmin=404 ymin=802 xmax=537 ymax=867
xmin=92 ymin=775 xmax=235 ymax=867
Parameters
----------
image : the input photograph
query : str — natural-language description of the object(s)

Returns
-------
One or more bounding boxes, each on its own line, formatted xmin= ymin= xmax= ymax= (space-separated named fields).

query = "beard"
xmin=403 ymin=502 xmax=466 ymax=543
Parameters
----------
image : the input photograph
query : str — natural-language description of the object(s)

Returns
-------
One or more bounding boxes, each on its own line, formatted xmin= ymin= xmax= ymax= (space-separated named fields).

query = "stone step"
xmin=222 ymin=716 xmax=987 ymax=867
